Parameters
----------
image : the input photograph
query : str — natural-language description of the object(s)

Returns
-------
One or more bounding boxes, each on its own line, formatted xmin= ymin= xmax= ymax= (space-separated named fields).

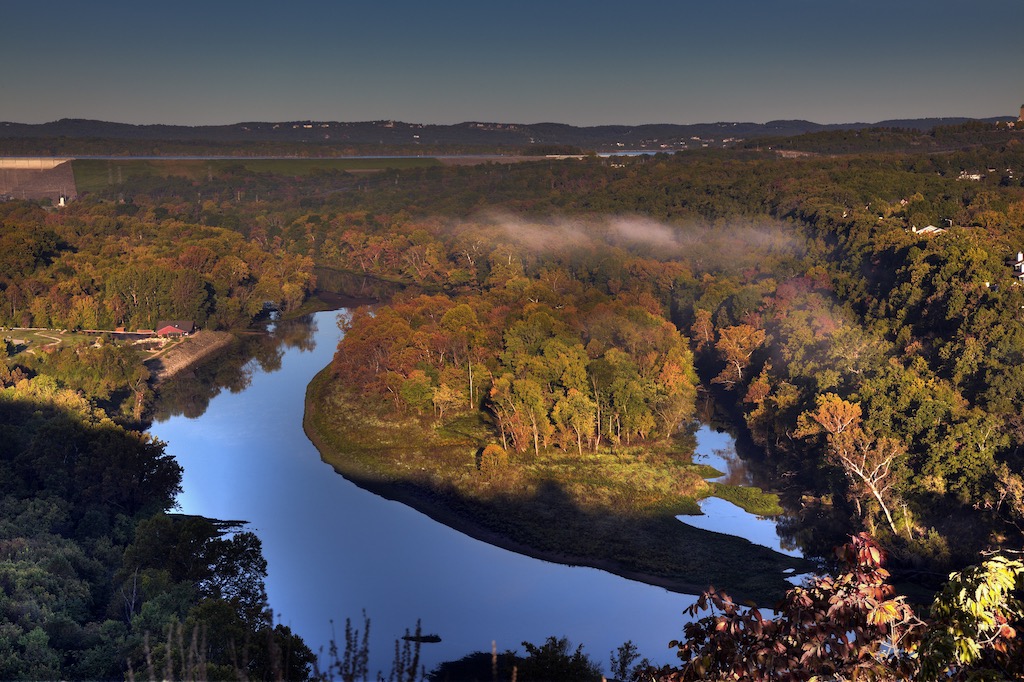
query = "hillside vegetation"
xmin=5 ymin=119 xmax=1024 ymax=677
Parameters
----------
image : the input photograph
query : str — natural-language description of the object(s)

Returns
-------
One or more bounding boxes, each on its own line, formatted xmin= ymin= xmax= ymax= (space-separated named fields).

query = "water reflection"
xmin=150 ymin=314 xmax=319 ymax=423
xmin=680 ymin=497 xmax=803 ymax=558
xmin=681 ymin=417 xmax=851 ymax=570
xmin=149 ymin=310 xmax=701 ymax=676
xmin=682 ymin=426 xmax=804 ymax=558
xmin=774 ymin=502 xmax=850 ymax=562
xmin=692 ymin=427 xmax=754 ymax=487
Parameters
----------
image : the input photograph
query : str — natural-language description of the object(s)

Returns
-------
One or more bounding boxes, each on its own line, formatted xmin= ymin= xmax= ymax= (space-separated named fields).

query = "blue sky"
xmin=4 ymin=0 xmax=1023 ymax=126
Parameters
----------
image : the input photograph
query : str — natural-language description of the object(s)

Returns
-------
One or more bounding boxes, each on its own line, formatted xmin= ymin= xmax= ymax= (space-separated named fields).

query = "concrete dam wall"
xmin=0 ymin=158 xmax=77 ymax=202
xmin=0 ymin=158 xmax=74 ymax=170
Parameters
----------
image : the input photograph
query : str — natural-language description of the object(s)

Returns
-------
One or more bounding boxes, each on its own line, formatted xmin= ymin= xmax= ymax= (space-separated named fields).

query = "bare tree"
xmin=830 ymin=430 xmax=905 ymax=536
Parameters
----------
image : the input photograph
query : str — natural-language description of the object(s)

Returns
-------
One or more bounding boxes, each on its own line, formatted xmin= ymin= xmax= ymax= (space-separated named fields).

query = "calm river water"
xmin=149 ymin=309 xmax=798 ymax=676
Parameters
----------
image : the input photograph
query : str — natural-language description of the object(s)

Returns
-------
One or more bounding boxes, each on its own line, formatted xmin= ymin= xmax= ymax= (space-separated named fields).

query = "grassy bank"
xmin=708 ymin=482 xmax=785 ymax=517
xmin=303 ymin=368 xmax=811 ymax=605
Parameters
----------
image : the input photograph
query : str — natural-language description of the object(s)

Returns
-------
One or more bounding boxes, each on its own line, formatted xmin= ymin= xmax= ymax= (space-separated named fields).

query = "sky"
xmin=4 ymin=0 xmax=1023 ymax=127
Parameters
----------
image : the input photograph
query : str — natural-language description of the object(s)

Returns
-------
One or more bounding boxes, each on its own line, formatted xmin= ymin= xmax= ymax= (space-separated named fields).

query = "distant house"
xmin=1010 ymin=252 xmax=1024 ymax=281
xmin=911 ymin=225 xmax=946 ymax=236
xmin=155 ymin=320 xmax=195 ymax=337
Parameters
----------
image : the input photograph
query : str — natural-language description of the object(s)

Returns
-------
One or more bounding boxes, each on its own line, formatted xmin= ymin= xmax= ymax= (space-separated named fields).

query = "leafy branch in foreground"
xmin=666 ymin=533 xmax=1024 ymax=681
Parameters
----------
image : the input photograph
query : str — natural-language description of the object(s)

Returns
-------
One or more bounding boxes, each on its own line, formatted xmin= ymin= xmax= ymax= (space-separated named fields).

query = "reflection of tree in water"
xmin=774 ymin=504 xmax=851 ymax=562
xmin=695 ymin=390 xmax=717 ymax=425
xmin=733 ymin=433 xmax=853 ymax=562
xmin=710 ymin=447 xmax=755 ymax=487
xmin=697 ymin=393 xmax=853 ymax=562
xmin=149 ymin=315 xmax=318 ymax=422
xmin=313 ymin=267 xmax=406 ymax=301
xmin=272 ymin=314 xmax=319 ymax=355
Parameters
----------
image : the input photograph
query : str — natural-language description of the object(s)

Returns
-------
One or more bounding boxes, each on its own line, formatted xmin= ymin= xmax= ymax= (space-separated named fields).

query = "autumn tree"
xmin=489 ymin=374 xmax=550 ymax=455
xmin=440 ymin=302 xmax=483 ymax=409
xmin=668 ymin=534 xmax=920 ymax=681
xmin=665 ymin=533 xmax=1024 ymax=681
xmin=690 ymin=308 xmax=715 ymax=352
xmin=797 ymin=393 xmax=905 ymax=535
xmin=711 ymin=324 xmax=766 ymax=389
xmin=552 ymin=388 xmax=597 ymax=455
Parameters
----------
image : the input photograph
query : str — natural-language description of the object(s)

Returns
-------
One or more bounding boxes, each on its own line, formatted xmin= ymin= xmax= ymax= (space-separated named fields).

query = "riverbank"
xmin=144 ymin=330 xmax=236 ymax=384
xmin=154 ymin=308 xmax=710 ymax=675
xmin=302 ymin=367 xmax=811 ymax=605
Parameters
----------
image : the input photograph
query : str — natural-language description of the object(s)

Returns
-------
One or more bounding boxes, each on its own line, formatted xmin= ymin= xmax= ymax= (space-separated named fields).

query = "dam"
xmin=0 ymin=157 xmax=77 ymax=202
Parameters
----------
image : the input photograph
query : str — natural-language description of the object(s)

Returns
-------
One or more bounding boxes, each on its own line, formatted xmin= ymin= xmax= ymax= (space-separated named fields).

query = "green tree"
xmin=552 ymin=388 xmax=597 ymax=455
xmin=919 ymin=554 xmax=1024 ymax=678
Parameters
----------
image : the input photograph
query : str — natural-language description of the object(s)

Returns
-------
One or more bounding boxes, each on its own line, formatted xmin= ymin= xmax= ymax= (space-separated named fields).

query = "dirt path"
xmin=145 ymin=331 xmax=236 ymax=384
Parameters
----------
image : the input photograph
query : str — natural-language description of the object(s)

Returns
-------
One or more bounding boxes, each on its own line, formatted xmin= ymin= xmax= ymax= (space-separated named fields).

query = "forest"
xmin=295 ymin=131 xmax=1024 ymax=573
xmin=4 ymin=120 xmax=1024 ymax=678
xmin=0 ymin=376 xmax=314 ymax=679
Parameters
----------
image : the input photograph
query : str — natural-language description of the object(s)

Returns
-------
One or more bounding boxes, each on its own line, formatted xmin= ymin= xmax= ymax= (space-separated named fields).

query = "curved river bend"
xmin=150 ymin=309 xmax=798 ymax=676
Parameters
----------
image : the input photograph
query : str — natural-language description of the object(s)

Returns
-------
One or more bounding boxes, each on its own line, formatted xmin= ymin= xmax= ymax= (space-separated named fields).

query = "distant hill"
xmin=0 ymin=116 xmax=1014 ymax=156
xmin=0 ymin=117 xmax=1011 ymax=147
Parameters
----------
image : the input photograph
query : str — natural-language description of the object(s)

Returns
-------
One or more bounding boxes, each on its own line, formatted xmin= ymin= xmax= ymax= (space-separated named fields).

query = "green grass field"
xmin=4 ymin=328 xmax=94 ymax=354
xmin=71 ymin=157 xmax=441 ymax=193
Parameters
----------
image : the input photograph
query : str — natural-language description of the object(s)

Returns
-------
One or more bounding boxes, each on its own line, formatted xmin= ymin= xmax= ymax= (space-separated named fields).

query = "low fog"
xmin=458 ymin=210 xmax=804 ymax=273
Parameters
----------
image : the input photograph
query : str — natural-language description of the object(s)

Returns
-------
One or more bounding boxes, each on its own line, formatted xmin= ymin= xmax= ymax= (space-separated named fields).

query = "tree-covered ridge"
xmin=0 ymin=199 xmax=315 ymax=331
xmin=3 ymin=116 xmax=973 ymax=156
xmin=740 ymin=120 xmax=1024 ymax=155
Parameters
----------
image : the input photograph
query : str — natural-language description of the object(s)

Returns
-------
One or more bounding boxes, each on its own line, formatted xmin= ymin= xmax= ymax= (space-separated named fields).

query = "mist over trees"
xmin=287 ymin=141 xmax=1024 ymax=569
xmin=4 ymin=120 xmax=1024 ymax=676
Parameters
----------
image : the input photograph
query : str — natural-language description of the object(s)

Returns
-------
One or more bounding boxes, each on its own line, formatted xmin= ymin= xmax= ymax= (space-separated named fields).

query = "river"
xmin=684 ymin=429 xmax=805 ymax=559
xmin=149 ymin=309 xmax=802 ymax=677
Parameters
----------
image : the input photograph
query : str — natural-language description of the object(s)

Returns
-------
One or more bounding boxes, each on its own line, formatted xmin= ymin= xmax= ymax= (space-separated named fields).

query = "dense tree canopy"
xmin=0 ymin=376 xmax=314 ymax=680
xmin=0 ymin=199 xmax=315 ymax=331
xmin=5 ymin=121 xmax=1024 ymax=676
